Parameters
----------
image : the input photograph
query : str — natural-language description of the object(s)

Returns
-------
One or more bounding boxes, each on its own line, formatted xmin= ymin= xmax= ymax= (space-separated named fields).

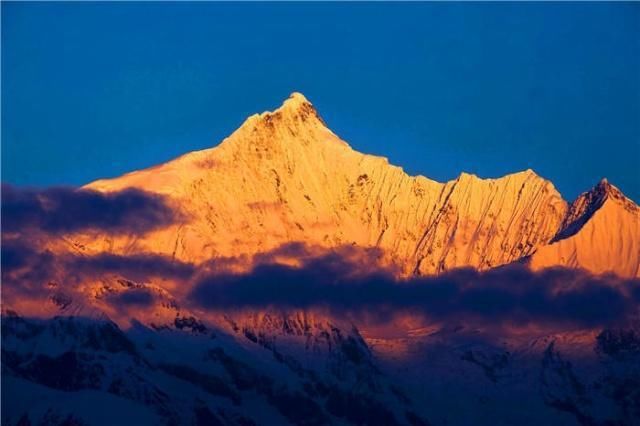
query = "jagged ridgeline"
xmin=75 ymin=93 xmax=639 ymax=277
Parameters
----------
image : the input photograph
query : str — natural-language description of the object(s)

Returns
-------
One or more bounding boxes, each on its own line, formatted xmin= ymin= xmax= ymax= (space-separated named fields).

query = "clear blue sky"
xmin=2 ymin=2 xmax=639 ymax=201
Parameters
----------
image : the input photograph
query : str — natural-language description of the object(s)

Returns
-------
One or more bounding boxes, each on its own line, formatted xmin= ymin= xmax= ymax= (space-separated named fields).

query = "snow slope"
xmin=530 ymin=179 xmax=640 ymax=277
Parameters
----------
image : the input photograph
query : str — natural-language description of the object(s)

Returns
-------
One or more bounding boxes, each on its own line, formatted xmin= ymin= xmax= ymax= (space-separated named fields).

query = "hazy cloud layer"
xmin=2 ymin=236 xmax=638 ymax=327
xmin=2 ymin=184 xmax=179 ymax=235
xmin=189 ymin=249 xmax=640 ymax=327
xmin=107 ymin=287 xmax=157 ymax=307
xmin=2 ymin=183 xmax=637 ymax=329
xmin=1 ymin=239 xmax=194 ymax=304
xmin=68 ymin=253 xmax=195 ymax=281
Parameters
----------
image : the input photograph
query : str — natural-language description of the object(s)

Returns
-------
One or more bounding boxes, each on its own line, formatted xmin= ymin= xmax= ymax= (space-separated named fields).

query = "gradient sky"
xmin=2 ymin=2 xmax=639 ymax=202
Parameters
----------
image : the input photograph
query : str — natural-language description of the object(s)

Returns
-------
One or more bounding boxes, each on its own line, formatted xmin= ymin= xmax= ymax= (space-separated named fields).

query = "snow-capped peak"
xmin=81 ymin=96 xmax=638 ymax=278
xmin=282 ymin=91 xmax=311 ymax=108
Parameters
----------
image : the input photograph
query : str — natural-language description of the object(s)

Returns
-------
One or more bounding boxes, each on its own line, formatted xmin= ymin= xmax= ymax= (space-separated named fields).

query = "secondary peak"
xmin=592 ymin=177 xmax=619 ymax=199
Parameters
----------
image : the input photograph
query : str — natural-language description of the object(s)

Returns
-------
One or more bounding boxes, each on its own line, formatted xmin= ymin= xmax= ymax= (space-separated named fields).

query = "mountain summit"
xmin=551 ymin=178 xmax=634 ymax=242
xmin=240 ymin=92 xmax=324 ymax=131
xmin=84 ymin=93 xmax=638 ymax=277
xmin=530 ymin=179 xmax=639 ymax=276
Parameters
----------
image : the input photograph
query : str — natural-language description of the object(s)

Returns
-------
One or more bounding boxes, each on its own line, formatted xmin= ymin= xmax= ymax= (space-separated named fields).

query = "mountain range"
xmin=80 ymin=92 xmax=638 ymax=278
xmin=2 ymin=93 xmax=639 ymax=426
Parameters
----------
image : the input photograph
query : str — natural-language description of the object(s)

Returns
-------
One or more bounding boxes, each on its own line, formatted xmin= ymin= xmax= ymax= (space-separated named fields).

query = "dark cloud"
xmin=0 ymin=240 xmax=59 ymax=304
xmin=1 ymin=240 xmax=194 ymax=304
xmin=2 ymin=210 xmax=637 ymax=329
xmin=2 ymin=247 xmax=193 ymax=284
xmin=1 ymin=184 xmax=189 ymax=304
xmin=189 ymin=250 xmax=640 ymax=328
xmin=68 ymin=253 xmax=195 ymax=281
xmin=1 ymin=184 xmax=179 ymax=235
xmin=1 ymin=239 xmax=57 ymax=281
xmin=108 ymin=288 xmax=156 ymax=307
xmin=0 ymin=240 xmax=39 ymax=273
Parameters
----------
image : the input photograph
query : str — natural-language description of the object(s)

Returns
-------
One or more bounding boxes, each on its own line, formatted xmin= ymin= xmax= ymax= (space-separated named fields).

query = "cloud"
xmin=2 ymin=210 xmax=637 ymax=329
xmin=0 ymin=240 xmax=40 ymax=273
xmin=1 ymin=184 xmax=189 ymax=305
xmin=1 ymin=184 xmax=179 ymax=235
xmin=107 ymin=287 xmax=156 ymax=307
xmin=68 ymin=253 xmax=195 ymax=281
xmin=0 ymin=240 xmax=194 ymax=304
xmin=188 ymin=249 xmax=640 ymax=328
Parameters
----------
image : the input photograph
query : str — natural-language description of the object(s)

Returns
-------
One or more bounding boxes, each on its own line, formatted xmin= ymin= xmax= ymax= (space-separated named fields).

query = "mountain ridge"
xmin=80 ymin=93 xmax=638 ymax=277
xmin=530 ymin=179 xmax=640 ymax=276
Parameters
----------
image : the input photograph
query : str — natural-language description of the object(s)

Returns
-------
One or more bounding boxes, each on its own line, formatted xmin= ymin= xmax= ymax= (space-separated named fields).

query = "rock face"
xmin=82 ymin=92 xmax=637 ymax=277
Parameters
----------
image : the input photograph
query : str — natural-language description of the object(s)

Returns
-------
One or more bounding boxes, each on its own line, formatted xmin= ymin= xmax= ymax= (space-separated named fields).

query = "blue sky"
xmin=2 ymin=2 xmax=639 ymax=201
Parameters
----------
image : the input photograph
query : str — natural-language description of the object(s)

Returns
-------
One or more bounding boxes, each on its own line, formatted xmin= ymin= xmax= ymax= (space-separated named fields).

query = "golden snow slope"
xmin=79 ymin=93 xmax=635 ymax=277
xmin=530 ymin=180 xmax=640 ymax=277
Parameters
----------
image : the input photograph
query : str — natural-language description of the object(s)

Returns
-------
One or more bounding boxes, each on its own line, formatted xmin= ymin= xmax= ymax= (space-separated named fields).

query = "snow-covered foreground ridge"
xmin=3 ymin=287 xmax=640 ymax=426
xmin=79 ymin=92 xmax=638 ymax=277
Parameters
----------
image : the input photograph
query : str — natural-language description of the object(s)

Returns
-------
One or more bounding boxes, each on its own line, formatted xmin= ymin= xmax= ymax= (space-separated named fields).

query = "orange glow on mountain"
xmin=62 ymin=93 xmax=637 ymax=278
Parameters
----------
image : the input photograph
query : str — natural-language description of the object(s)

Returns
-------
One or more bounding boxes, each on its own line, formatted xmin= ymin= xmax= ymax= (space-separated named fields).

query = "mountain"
xmin=530 ymin=179 xmax=640 ymax=276
xmin=3 ymin=93 xmax=640 ymax=425
xmin=80 ymin=92 xmax=637 ymax=277
xmin=1 ymin=271 xmax=435 ymax=426
xmin=4 ymin=289 xmax=640 ymax=426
